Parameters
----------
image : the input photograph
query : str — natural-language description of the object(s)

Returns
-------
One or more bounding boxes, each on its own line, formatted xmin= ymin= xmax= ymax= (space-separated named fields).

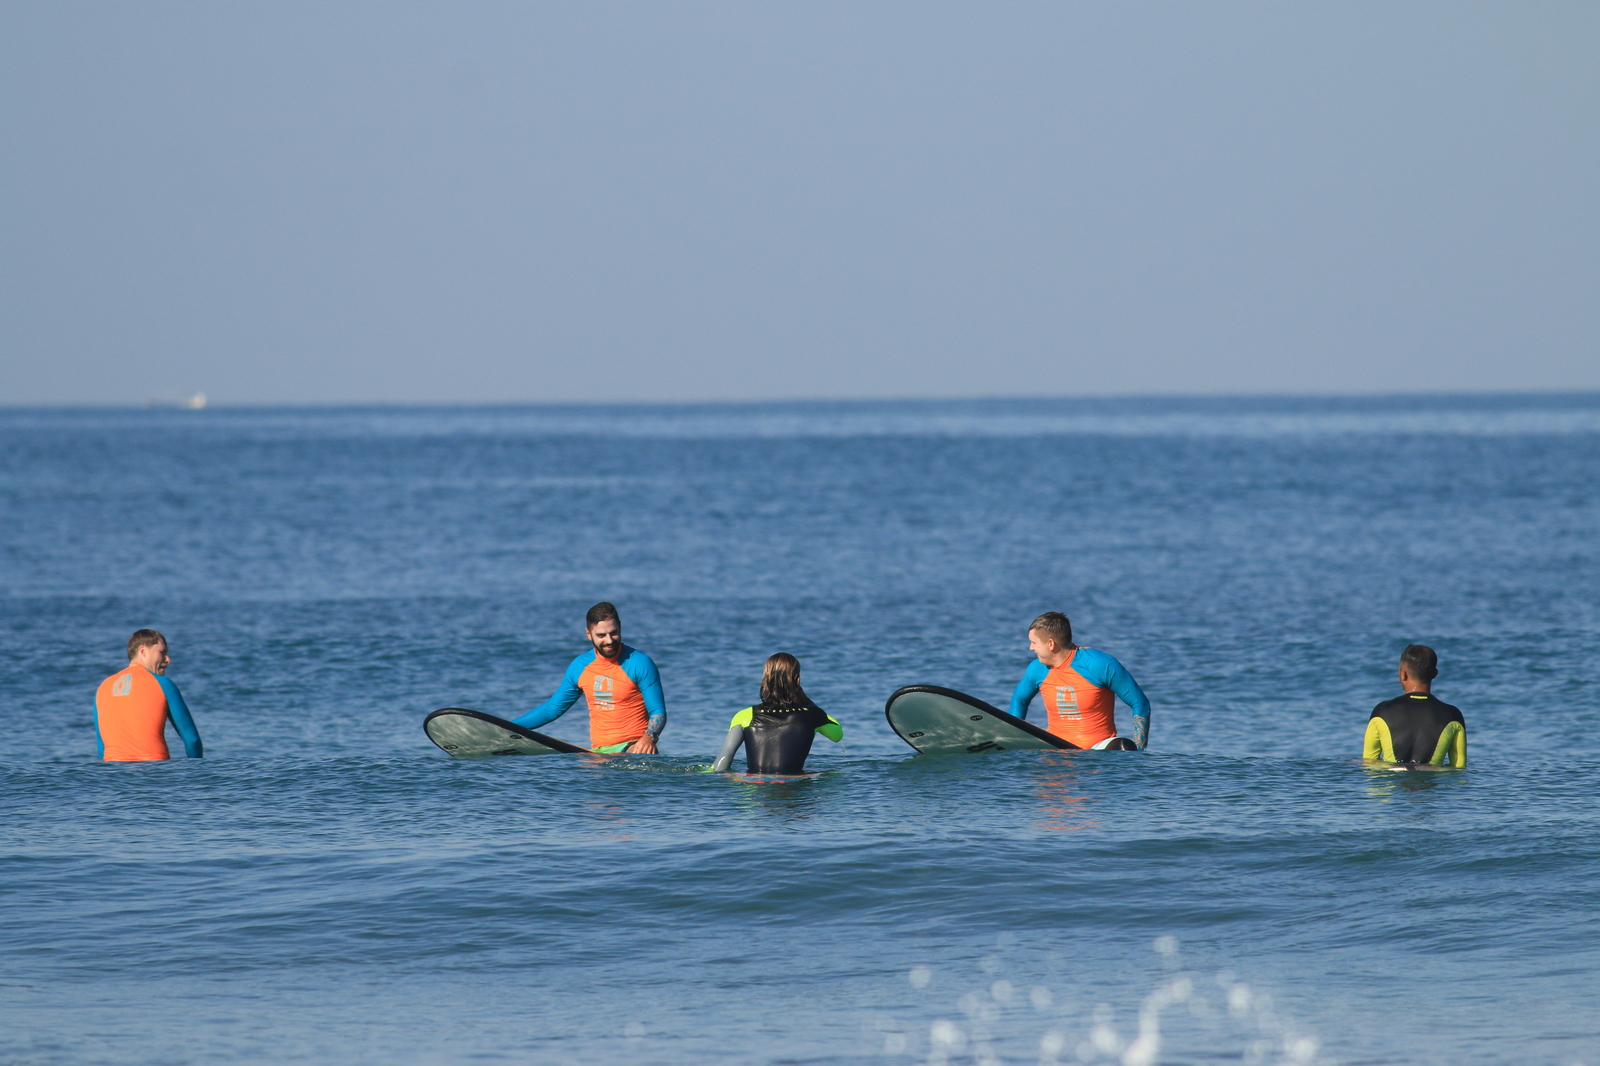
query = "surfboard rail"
xmin=423 ymin=707 xmax=594 ymax=757
xmin=884 ymin=685 xmax=1079 ymax=754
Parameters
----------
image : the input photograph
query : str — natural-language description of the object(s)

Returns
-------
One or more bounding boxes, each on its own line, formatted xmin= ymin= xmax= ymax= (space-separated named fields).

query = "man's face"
xmin=588 ymin=618 xmax=622 ymax=659
xmin=135 ymin=641 xmax=171 ymax=674
xmin=1028 ymin=628 xmax=1056 ymax=661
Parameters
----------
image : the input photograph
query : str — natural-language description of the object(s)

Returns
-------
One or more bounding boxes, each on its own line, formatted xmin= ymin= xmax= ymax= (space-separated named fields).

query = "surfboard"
xmin=731 ymin=772 xmax=822 ymax=783
xmin=423 ymin=708 xmax=594 ymax=757
xmin=884 ymin=685 xmax=1080 ymax=755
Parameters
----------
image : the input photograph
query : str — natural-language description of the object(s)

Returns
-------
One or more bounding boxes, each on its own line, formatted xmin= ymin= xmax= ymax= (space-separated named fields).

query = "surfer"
xmin=94 ymin=629 xmax=204 ymax=761
xmin=1008 ymin=612 xmax=1151 ymax=750
xmin=1363 ymin=644 xmax=1467 ymax=767
xmin=513 ymin=602 xmax=666 ymax=753
xmin=711 ymin=653 xmax=842 ymax=774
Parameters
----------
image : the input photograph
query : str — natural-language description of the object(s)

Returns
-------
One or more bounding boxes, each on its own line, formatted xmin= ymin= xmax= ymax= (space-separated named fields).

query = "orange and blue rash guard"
xmin=93 ymin=665 xmax=203 ymax=761
xmin=513 ymin=645 xmax=666 ymax=750
xmin=1009 ymin=647 xmax=1152 ymax=750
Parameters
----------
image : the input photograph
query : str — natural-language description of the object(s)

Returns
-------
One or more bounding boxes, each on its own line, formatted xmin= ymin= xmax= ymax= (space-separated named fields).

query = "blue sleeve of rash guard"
xmin=514 ymin=653 xmax=591 ymax=730
xmin=155 ymin=674 xmax=203 ymax=758
xmin=1072 ymin=648 xmax=1152 ymax=750
xmin=1008 ymin=660 xmax=1051 ymax=720
xmin=623 ymin=650 xmax=667 ymax=736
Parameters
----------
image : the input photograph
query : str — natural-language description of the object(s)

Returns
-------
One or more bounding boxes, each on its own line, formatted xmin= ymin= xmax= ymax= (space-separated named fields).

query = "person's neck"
xmin=1044 ymin=644 xmax=1077 ymax=669
xmin=1402 ymin=680 xmax=1431 ymax=694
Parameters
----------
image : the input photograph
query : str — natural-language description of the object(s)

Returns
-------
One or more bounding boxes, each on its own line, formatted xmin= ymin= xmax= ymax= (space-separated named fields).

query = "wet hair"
xmin=1400 ymin=644 xmax=1438 ymax=682
xmin=760 ymin=652 xmax=812 ymax=709
xmin=127 ymin=629 xmax=166 ymax=661
xmin=1029 ymin=612 xmax=1072 ymax=647
xmin=585 ymin=602 xmax=620 ymax=629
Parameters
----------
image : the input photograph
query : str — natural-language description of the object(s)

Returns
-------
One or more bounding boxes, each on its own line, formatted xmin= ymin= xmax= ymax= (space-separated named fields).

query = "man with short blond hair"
xmin=94 ymin=629 xmax=203 ymax=761
xmin=1008 ymin=612 xmax=1151 ymax=750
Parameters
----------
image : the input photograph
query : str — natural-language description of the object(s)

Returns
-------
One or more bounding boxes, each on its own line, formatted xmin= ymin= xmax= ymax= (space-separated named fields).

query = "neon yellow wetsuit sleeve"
xmin=1363 ymin=718 xmax=1395 ymax=761
xmin=1429 ymin=722 xmax=1467 ymax=767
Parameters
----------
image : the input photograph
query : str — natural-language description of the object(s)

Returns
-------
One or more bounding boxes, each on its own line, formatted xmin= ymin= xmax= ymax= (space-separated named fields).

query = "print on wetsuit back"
xmin=95 ymin=666 xmax=171 ymax=761
xmin=1041 ymin=654 xmax=1117 ymax=747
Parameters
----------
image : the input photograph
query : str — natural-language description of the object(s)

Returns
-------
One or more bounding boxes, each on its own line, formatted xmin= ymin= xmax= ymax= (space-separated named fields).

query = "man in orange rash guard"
xmin=1008 ymin=612 xmax=1151 ymax=750
xmin=513 ymin=602 xmax=666 ymax=753
xmin=94 ymin=629 xmax=204 ymax=761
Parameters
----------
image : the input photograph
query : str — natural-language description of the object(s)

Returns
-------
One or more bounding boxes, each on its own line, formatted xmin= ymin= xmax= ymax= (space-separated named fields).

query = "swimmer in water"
xmin=94 ymin=629 xmax=204 ymax=761
xmin=711 ymin=653 xmax=843 ymax=774
xmin=514 ymin=602 xmax=666 ymax=753
xmin=1008 ymin=612 xmax=1151 ymax=750
xmin=1363 ymin=644 xmax=1466 ymax=767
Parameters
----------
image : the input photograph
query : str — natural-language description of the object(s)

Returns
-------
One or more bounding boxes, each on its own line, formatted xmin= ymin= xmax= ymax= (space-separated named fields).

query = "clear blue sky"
xmin=3 ymin=2 xmax=1596 ymax=404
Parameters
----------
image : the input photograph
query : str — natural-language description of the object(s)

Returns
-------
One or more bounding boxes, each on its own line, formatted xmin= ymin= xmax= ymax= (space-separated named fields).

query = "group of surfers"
xmin=93 ymin=602 xmax=1468 ymax=772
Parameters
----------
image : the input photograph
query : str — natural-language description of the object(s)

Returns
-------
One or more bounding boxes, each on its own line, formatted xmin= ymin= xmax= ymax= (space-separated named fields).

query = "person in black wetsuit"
xmin=711 ymin=653 xmax=842 ymax=774
xmin=1363 ymin=644 xmax=1467 ymax=767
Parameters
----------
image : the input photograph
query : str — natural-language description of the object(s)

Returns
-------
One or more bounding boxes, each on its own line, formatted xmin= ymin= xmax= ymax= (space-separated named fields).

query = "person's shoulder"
xmin=730 ymin=706 xmax=755 ymax=727
xmin=618 ymin=646 xmax=659 ymax=674
xmin=568 ymin=648 xmax=598 ymax=671
xmin=1020 ymin=658 xmax=1050 ymax=681
xmin=1072 ymin=647 xmax=1127 ymax=676
xmin=1370 ymin=693 xmax=1413 ymax=717
xmin=1429 ymin=694 xmax=1464 ymax=721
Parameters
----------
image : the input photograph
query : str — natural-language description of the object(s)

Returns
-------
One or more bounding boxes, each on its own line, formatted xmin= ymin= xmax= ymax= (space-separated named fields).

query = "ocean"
xmin=2 ymin=395 xmax=1598 ymax=1065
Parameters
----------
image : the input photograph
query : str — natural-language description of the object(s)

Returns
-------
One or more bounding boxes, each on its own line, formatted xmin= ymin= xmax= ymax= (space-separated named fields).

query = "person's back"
xmin=94 ymin=629 xmax=203 ymax=762
xmin=712 ymin=654 xmax=842 ymax=775
xmin=1363 ymin=644 xmax=1465 ymax=767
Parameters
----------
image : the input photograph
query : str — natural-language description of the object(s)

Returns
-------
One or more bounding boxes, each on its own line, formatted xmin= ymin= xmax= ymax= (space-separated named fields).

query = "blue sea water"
xmin=2 ymin=395 xmax=1598 ymax=1066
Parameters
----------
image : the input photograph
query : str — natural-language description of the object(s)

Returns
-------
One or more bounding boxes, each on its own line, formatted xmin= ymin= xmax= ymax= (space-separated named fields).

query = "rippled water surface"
xmin=3 ymin=397 xmax=1598 ymax=1065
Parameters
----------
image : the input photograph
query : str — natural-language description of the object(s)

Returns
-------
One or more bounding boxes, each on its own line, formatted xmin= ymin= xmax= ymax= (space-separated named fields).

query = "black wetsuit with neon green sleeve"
xmin=1364 ymin=692 xmax=1467 ymax=767
xmin=710 ymin=702 xmax=843 ymax=774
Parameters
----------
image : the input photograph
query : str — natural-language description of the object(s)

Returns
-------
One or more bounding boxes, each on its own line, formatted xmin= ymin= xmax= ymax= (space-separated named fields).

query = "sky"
xmin=2 ymin=2 xmax=1596 ymax=405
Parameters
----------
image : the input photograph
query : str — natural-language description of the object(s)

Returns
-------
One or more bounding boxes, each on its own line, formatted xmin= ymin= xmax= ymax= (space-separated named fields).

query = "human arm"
xmin=623 ymin=650 xmax=667 ymax=752
xmin=513 ymin=655 xmax=589 ymax=730
xmin=1363 ymin=716 xmax=1395 ymax=761
xmin=710 ymin=724 xmax=746 ymax=773
xmin=817 ymin=715 xmax=843 ymax=743
xmin=1429 ymin=721 xmax=1467 ymax=767
xmin=93 ymin=703 xmax=104 ymax=759
xmin=155 ymin=675 xmax=203 ymax=758
xmin=1078 ymin=650 xmax=1152 ymax=750
xmin=1007 ymin=661 xmax=1050 ymax=720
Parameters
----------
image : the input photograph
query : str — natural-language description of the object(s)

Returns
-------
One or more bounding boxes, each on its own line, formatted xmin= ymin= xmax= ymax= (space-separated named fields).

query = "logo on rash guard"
xmin=591 ymin=674 xmax=615 ymax=711
xmin=112 ymin=674 xmax=132 ymax=697
xmin=1051 ymin=684 xmax=1080 ymax=721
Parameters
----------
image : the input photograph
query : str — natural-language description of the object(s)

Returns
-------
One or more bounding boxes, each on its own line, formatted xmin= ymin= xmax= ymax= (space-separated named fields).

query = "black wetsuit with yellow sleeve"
xmin=711 ymin=702 xmax=843 ymax=774
xmin=1364 ymin=692 xmax=1467 ymax=767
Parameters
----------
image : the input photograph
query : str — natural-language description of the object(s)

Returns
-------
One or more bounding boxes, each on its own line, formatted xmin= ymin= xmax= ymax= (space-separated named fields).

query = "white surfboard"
xmin=884 ymin=686 xmax=1079 ymax=755
xmin=423 ymin=708 xmax=594 ymax=757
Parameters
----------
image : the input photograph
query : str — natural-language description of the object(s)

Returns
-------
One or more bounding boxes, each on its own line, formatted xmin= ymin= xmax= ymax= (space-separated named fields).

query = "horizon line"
xmin=5 ymin=387 xmax=1600 ymax=412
